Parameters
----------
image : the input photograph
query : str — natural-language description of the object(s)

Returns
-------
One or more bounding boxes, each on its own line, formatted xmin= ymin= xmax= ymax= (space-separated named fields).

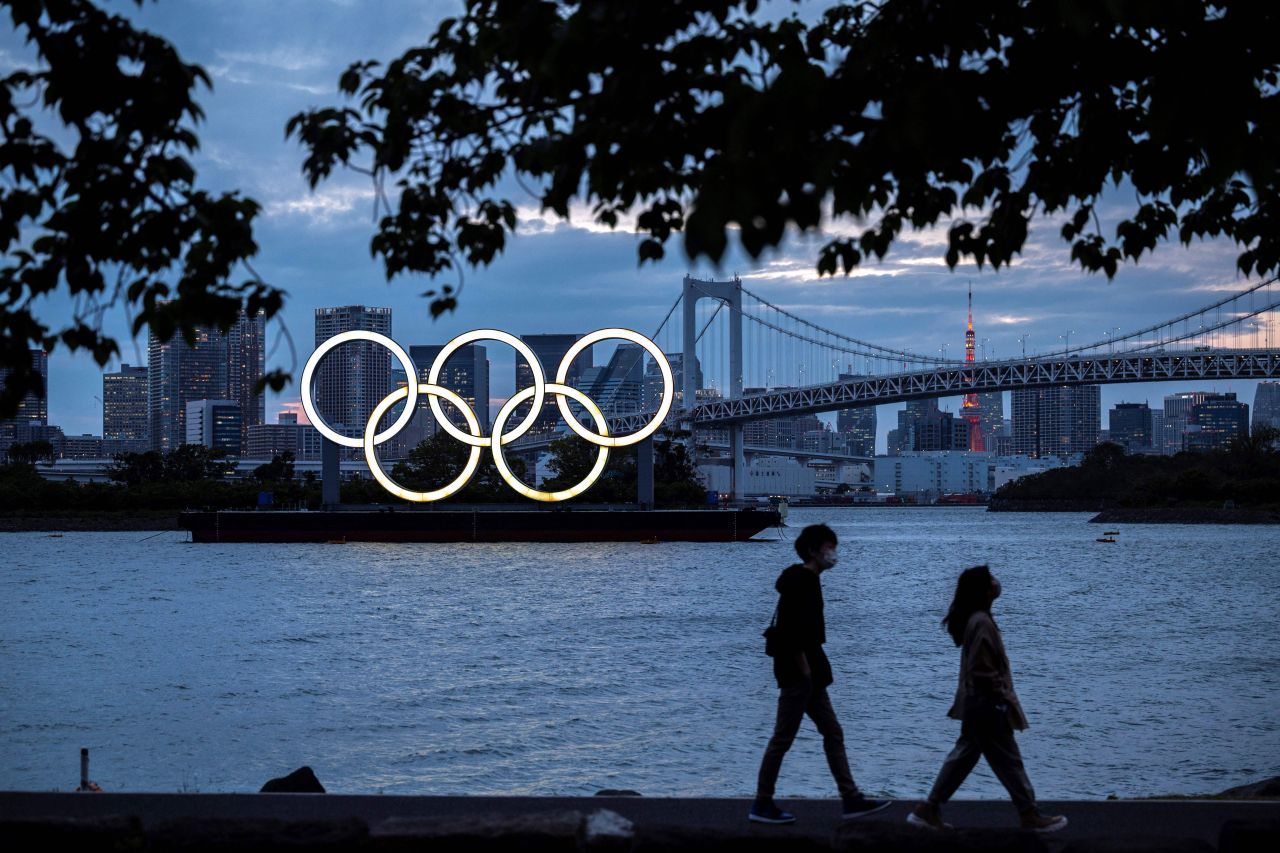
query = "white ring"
xmin=555 ymin=328 xmax=673 ymax=447
xmin=490 ymin=384 xmax=609 ymax=502
xmin=426 ymin=329 xmax=544 ymax=447
xmin=363 ymin=384 xmax=483 ymax=502
xmin=301 ymin=330 xmax=418 ymax=448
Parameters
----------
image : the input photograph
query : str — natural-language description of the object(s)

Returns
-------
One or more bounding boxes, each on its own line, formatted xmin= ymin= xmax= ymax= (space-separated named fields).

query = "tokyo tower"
xmin=961 ymin=282 xmax=985 ymax=451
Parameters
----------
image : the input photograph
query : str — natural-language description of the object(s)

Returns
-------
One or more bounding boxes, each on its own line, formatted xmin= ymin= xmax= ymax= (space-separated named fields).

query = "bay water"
xmin=1 ymin=508 xmax=1276 ymax=798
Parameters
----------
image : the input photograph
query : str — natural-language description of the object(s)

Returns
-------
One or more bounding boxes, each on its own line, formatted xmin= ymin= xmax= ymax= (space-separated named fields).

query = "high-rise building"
xmin=311 ymin=306 xmax=393 ymax=448
xmin=979 ymin=393 xmax=1004 ymax=451
xmin=409 ymin=343 xmax=490 ymax=430
xmin=226 ymin=310 xmax=266 ymax=449
xmin=1253 ymin=381 xmax=1280 ymax=432
xmin=1186 ymin=393 xmax=1249 ymax=451
xmin=514 ymin=333 xmax=592 ymax=437
xmin=0 ymin=349 xmax=49 ymax=453
xmin=103 ymin=364 xmax=149 ymax=454
xmin=836 ymin=374 xmax=877 ymax=457
xmin=1010 ymin=385 xmax=1101 ymax=458
xmin=645 ymin=352 xmax=701 ymax=412
xmin=148 ymin=324 xmax=228 ymax=453
xmin=582 ymin=342 xmax=645 ymax=415
xmin=185 ymin=399 xmax=242 ymax=455
xmin=1109 ymin=402 xmax=1153 ymax=451
xmin=246 ymin=414 xmax=323 ymax=460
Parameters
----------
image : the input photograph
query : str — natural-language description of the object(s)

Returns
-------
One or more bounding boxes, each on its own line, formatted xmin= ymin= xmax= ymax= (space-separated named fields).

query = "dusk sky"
xmin=3 ymin=0 xmax=1272 ymax=453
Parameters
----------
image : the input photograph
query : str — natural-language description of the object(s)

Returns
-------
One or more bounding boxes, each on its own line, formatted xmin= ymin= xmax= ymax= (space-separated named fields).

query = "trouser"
xmin=925 ymin=716 xmax=1036 ymax=814
xmin=755 ymin=681 xmax=860 ymax=800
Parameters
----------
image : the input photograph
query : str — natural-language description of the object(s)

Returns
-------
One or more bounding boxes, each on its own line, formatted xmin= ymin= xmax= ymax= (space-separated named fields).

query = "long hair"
xmin=942 ymin=565 xmax=993 ymax=647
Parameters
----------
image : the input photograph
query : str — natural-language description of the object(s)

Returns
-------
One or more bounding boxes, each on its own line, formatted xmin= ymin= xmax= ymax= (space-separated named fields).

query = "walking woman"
xmin=907 ymin=565 xmax=1067 ymax=833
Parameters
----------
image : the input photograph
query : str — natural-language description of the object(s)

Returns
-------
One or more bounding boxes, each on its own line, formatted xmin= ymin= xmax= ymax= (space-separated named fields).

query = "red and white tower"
xmin=961 ymin=282 xmax=984 ymax=451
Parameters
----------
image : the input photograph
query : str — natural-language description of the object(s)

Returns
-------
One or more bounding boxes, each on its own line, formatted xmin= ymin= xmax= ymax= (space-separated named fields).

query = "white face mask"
xmin=817 ymin=546 xmax=838 ymax=570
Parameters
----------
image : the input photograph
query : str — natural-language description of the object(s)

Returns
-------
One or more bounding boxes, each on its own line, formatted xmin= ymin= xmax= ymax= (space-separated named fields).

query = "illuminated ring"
xmin=490 ymin=383 xmax=609 ymax=502
xmin=555 ymin=328 xmax=673 ymax=447
xmin=301 ymin=330 xmax=418 ymax=448
xmin=426 ymin=329 xmax=544 ymax=447
xmin=364 ymin=384 xmax=483 ymax=502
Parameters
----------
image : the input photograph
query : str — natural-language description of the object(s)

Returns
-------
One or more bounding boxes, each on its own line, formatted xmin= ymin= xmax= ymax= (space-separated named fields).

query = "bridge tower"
xmin=682 ymin=275 xmax=745 ymax=501
xmin=961 ymin=283 xmax=985 ymax=451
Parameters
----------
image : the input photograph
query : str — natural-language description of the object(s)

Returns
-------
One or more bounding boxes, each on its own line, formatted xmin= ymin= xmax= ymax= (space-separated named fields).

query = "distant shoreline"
xmin=988 ymin=499 xmax=1280 ymax=523
xmin=0 ymin=511 xmax=180 ymax=532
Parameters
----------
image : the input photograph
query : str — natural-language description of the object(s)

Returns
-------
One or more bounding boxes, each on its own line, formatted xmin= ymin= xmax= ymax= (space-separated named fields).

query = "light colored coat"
xmin=946 ymin=610 xmax=1030 ymax=731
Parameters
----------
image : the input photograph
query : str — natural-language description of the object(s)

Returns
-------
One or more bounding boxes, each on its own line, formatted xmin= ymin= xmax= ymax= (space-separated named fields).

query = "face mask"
xmin=819 ymin=547 xmax=838 ymax=570
xmin=991 ymin=577 xmax=1002 ymax=600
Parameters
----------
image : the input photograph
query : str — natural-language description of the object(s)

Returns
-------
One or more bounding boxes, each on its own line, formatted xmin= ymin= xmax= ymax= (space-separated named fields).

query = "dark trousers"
xmin=755 ymin=682 xmax=860 ymax=800
xmin=926 ymin=715 xmax=1036 ymax=813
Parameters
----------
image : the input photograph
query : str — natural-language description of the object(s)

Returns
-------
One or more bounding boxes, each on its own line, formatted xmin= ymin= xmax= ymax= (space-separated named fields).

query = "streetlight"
xmin=1059 ymin=329 xmax=1074 ymax=354
xmin=1018 ymin=334 xmax=1029 ymax=359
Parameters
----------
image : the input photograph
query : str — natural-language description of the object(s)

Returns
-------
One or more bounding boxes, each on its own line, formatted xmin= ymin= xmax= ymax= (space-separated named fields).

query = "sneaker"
xmin=748 ymin=801 xmax=796 ymax=825
xmin=1020 ymin=811 xmax=1068 ymax=833
xmin=840 ymin=794 xmax=892 ymax=819
xmin=905 ymin=802 xmax=953 ymax=831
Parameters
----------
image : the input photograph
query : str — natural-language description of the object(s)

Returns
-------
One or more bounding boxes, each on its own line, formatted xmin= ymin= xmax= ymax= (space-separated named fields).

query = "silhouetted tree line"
xmin=992 ymin=429 xmax=1280 ymax=508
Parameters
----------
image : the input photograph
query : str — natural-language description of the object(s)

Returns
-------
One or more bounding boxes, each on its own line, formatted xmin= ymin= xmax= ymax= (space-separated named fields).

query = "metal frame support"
xmin=321 ymin=436 xmax=340 ymax=506
xmin=636 ymin=436 xmax=654 ymax=510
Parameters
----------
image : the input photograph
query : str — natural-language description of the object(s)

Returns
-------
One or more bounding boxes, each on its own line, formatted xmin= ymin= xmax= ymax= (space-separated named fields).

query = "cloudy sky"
xmin=4 ymin=0 xmax=1273 ymax=453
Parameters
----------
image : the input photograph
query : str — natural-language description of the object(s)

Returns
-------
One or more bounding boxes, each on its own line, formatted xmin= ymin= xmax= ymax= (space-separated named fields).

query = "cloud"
xmin=265 ymin=185 xmax=377 ymax=226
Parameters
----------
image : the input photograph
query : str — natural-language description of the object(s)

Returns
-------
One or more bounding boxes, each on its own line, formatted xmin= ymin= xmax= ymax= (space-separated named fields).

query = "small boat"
xmin=1103 ymin=530 xmax=1120 ymax=536
xmin=1095 ymin=536 xmax=1116 ymax=543
xmin=47 ymin=533 xmax=63 ymax=538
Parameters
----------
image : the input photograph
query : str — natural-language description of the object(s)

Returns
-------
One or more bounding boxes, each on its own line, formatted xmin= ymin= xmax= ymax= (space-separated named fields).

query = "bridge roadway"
xmin=606 ymin=349 xmax=1280 ymax=432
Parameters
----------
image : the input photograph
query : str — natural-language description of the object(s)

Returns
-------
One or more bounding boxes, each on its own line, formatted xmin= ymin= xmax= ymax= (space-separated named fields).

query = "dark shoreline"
xmin=0 ymin=511 xmax=181 ymax=532
xmin=988 ymin=499 xmax=1280 ymax=523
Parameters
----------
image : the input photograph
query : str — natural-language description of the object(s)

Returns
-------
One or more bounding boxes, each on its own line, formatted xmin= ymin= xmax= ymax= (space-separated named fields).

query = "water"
xmin=1 ymin=508 xmax=1277 ymax=799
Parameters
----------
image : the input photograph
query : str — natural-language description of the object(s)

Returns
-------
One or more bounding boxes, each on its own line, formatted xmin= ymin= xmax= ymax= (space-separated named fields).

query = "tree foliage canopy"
xmin=1 ymin=0 xmax=284 ymax=416
xmin=289 ymin=0 xmax=1280 ymax=319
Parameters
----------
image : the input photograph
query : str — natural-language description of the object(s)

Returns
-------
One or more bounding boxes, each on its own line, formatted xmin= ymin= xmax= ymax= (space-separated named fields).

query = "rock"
xmin=581 ymin=810 xmax=636 ymax=852
xmin=833 ymin=822 xmax=1047 ymax=853
xmin=259 ymin=766 xmax=325 ymax=793
xmin=148 ymin=817 xmax=366 ymax=851
xmin=595 ymin=789 xmax=643 ymax=797
xmin=1218 ymin=819 xmax=1280 ymax=853
xmin=1216 ymin=777 xmax=1280 ymax=799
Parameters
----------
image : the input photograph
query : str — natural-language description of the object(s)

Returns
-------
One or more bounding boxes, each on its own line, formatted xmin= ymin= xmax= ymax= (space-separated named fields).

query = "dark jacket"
xmin=770 ymin=564 xmax=834 ymax=689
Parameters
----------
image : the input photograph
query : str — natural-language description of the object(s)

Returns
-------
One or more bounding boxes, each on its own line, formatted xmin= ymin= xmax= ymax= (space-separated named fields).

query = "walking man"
xmin=749 ymin=523 xmax=890 ymax=825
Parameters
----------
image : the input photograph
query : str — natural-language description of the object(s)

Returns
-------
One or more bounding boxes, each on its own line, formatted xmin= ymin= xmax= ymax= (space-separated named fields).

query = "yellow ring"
xmin=554 ymin=328 xmax=673 ymax=447
xmin=490 ymin=384 xmax=609 ymax=502
xmin=363 ymin=384 xmax=482 ymax=502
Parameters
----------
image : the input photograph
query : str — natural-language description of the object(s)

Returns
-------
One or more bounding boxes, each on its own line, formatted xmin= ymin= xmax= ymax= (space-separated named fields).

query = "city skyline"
xmin=3 ymin=1 xmax=1273 ymax=453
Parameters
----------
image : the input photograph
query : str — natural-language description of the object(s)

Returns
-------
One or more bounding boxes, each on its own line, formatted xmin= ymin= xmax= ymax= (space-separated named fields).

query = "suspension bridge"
xmin=582 ymin=273 xmax=1280 ymax=500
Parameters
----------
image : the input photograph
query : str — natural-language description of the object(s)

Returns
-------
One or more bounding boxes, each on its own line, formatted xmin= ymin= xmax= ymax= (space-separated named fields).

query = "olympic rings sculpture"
xmin=300 ymin=328 xmax=674 ymax=502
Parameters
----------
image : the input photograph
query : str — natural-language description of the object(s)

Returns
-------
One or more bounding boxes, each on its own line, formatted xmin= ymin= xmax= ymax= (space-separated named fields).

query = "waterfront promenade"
xmin=2 ymin=792 xmax=1277 ymax=850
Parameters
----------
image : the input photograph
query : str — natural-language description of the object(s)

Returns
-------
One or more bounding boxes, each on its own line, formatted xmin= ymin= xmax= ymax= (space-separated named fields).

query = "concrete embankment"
xmin=1089 ymin=507 xmax=1280 ymax=524
xmin=2 ymin=793 xmax=1278 ymax=851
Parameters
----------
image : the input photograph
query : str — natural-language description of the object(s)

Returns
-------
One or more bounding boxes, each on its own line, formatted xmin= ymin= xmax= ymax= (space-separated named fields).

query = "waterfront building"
xmin=1010 ymin=385 xmax=1100 ymax=458
xmin=226 ymin=309 xmax=266 ymax=450
xmin=646 ymin=353 xmax=701 ymax=411
xmin=1254 ymin=381 xmax=1280 ymax=432
xmin=311 ymin=306 xmax=393 ymax=448
xmin=873 ymin=451 xmax=995 ymax=497
xmin=185 ymin=400 xmax=242 ymax=455
xmin=102 ymin=363 xmax=149 ymax=454
xmin=1109 ymin=402 xmax=1153 ymax=451
xmin=148 ymin=324 xmax=228 ymax=453
xmin=246 ymin=416 xmax=323 ymax=461
xmin=889 ymin=399 xmax=970 ymax=454
xmin=836 ymin=374 xmax=876 ymax=457
xmin=1186 ymin=393 xmax=1249 ymax=451
xmin=700 ymin=455 xmax=817 ymax=497
xmin=581 ymin=342 xmax=645 ymax=415
xmin=61 ymin=434 xmax=104 ymax=459
xmin=0 ymin=349 xmax=49 ymax=454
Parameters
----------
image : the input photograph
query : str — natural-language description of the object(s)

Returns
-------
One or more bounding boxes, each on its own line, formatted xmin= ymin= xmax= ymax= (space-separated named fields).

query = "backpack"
xmin=763 ymin=604 xmax=781 ymax=657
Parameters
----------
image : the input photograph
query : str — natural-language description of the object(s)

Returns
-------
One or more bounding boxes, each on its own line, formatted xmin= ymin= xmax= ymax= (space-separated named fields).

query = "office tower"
xmin=226 ymin=309 xmax=266 ymax=449
xmin=646 ymin=352 xmax=700 ymax=411
xmin=1150 ymin=410 xmax=1165 ymax=453
xmin=1010 ymin=385 xmax=1101 ymax=458
xmin=246 ymin=411 xmax=323 ymax=460
xmin=1109 ymin=402 xmax=1153 ymax=451
xmin=836 ymin=374 xmax=877 ymax=457
xmin=102 ymin=364 xmax=149 ymax=454
xmin=889 ymin=399 xmax=971 ymax=454
xmin=514 ymin=333 xmax=592 ymax=437
xmin=1253 ymin=381 xmax=1280 ymax=432
xmin=409 ymin=344 xmax=490 ymax=430
xmin=1185 ymin=393 xmax=1249 ymax=451
xmin=311 ymin=306 xmax=393 ymax=447
xmin=979 ymin=393 xmax=1004 ymax=451
xmin=184 ymin=400 xmax=242 ymax=455
xmin=149 ymin=324 xmax=228 ymax=453
xmin=582 ymin=342 xmax=645 ymax=415
xmin=0 ymin=349 xmax=49 ymax=453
